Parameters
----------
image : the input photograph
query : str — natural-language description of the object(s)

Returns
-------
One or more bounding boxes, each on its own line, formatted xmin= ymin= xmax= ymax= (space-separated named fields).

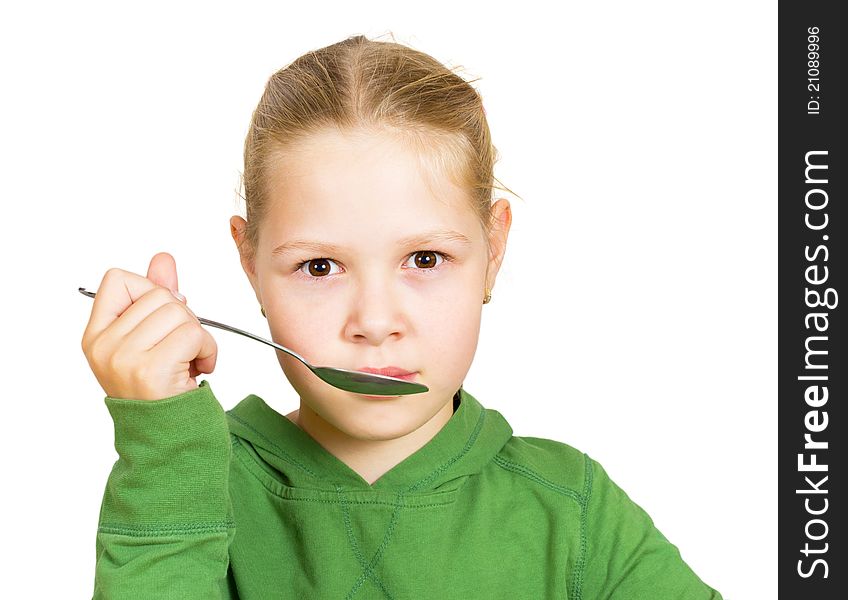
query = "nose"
xmin=343 ymin=272 xmax=408 ymax=345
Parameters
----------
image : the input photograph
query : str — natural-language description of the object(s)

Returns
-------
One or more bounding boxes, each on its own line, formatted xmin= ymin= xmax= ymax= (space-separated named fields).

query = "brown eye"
xmin=308 ymin=259 xmax=330 ymax=277
xmin=411 ymin=251 xmax=443 ymax=269
xmin=299 ymin=258 xmax=339 ymax=278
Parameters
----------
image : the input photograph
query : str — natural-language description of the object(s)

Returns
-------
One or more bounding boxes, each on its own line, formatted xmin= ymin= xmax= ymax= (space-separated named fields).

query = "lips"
xmin=358 ymin=366 xmax=417 ymax=381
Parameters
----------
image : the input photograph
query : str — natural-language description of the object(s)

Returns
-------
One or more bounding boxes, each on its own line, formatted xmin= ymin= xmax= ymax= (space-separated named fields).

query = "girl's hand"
xmin=80 ymin=252 xmax=218 ymax=401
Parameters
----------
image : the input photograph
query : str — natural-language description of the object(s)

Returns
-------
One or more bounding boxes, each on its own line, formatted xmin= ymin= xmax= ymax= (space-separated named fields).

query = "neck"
xmin=285 ymin=395 xmax=457 ymax=486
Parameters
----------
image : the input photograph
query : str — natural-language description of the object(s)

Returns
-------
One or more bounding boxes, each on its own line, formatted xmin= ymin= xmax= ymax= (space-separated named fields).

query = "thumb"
xmin=147 ymin=252 xmax=181 ymax=296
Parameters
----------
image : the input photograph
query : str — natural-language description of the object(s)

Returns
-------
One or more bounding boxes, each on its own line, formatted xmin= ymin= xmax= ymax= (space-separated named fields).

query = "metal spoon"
xmin=78 ymin=287 xmax=428 ymax=396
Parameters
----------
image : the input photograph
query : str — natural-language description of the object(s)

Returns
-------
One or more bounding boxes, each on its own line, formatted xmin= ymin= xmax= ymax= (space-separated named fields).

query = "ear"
xmin=230 ymin=216 xmax=262 ymax=302
xmin=484 ymin=198 xmax=512 ymax=290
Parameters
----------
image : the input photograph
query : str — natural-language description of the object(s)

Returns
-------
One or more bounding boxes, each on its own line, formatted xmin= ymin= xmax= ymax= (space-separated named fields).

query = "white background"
xmin=1 ymin=1 xmax=775 ymax=597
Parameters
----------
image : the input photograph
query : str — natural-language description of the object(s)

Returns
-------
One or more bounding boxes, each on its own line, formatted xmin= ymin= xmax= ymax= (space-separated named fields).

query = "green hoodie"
xmin=93 ymin=379 xmax=722 ymax=599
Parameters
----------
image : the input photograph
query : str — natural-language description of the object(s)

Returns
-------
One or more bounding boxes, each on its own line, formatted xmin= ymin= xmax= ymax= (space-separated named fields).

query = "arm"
xmin=577 ymin=457 xmax=722 ymax=599
xmin=93 ymin=380 xmax=237 ymax=599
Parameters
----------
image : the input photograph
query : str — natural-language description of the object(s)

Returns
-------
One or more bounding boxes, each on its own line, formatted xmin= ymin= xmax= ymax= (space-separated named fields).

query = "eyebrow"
xmin=271 ymin=229 xmax=473 ymax=257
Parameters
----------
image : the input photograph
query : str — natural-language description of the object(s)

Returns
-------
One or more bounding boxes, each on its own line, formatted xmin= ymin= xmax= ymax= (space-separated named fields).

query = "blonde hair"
xmin=238 ymin=33 xmax=518 ymax=265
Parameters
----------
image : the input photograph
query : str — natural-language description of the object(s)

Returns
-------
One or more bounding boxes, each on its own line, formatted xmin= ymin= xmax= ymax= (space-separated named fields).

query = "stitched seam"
xmin=336 ymin=484 xmax=369 ymax=567
xmin=572 ymin=453 xmax=593 ymax=600
xmin=232 ymin=439 xmax=452 ymax=507
xmin=344 ymin=492 xmax=404 ymax=600
xmin=336 ymin=486 xmax=395 ymax=600
xmin=406 ymin=408 xmax=487 ymax=493
xmin=492 ymin=455 xmax=584 ymax=504
xmin=98 ymin=520 xmax=235 ymax=537
xmin=226 ymin=411 xmax=318 ymax=478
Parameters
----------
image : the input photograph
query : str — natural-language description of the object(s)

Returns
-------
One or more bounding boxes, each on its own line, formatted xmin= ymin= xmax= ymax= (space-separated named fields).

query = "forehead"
xmin=261 ymin=128 xmax=482 ymax=243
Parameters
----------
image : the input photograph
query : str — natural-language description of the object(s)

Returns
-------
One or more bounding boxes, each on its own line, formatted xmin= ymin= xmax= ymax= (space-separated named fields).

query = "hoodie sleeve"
xmin=577 ymin=457 xmax=723 ymax=599
xmin=93 ymin=379 xmax=238 ymax=599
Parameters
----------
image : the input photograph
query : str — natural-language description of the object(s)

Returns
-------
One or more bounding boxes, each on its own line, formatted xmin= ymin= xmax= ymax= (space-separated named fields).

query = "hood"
xmin=225 ymin=386 xmax=513 ymax=493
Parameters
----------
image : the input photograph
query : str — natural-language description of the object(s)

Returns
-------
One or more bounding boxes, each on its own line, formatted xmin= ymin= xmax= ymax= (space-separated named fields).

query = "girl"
xmin=83 ymin=34 xmax=723 ymax=599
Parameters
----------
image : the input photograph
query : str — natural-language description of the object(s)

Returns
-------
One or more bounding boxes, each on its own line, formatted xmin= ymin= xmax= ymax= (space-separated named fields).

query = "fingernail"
xmin=170 ymin=289 xmax=186 ymax=302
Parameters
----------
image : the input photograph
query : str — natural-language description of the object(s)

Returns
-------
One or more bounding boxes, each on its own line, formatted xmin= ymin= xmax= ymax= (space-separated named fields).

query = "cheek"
xmin=269 ymin=302 xmax=331 ymax=354
xmin=418 ymin=297 xmax=482 ymax=366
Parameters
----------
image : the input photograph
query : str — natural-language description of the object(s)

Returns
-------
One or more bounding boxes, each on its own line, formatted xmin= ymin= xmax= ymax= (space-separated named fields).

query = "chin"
xmin=327 ymin=400 xmax=429 ymax=442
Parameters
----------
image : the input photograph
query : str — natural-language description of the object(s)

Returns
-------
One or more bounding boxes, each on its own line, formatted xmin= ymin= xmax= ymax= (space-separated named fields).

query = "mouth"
xmin=357 ymin=366 xmax=418 ymax=382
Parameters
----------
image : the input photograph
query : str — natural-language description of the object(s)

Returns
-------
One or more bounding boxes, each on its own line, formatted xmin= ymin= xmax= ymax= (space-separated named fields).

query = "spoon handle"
xmin=77 ymin=287 xmax=311 ymax=367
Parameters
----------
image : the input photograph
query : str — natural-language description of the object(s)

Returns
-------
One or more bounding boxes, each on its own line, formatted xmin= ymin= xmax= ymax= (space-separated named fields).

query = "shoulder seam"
xmin=572 ymin=453 xmax=594 ymax=600
xmin=492 ymin=453 xmax=584 ymax=505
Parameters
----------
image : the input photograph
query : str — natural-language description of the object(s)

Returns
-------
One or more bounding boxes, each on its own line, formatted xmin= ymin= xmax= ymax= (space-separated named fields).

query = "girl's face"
xmin=232 ymin=128 xmax=510 ymax=442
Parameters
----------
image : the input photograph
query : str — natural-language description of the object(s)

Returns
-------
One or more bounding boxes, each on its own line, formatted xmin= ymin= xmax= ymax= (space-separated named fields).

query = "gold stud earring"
xmin=261 ymin=305 xmax=266 ymax=318
xmin=483 ymin=287 xmax=492 ymax=304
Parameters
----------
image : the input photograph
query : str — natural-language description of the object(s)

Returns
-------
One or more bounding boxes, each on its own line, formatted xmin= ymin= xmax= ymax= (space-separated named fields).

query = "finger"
xmin=147 ymin=252 xmax=179 ymax=294
xmin=193 ymin=329 xmax=218 ymax=374
xmin=153 ymin=320 xmax=218 ymax=379
xmin=184 ymin=303 xmax=198 ymax=321
xmin=83 ymin=268 xmax=161 ymax=346
xmin=117 ymin=293 xmax=195 ymax=355
xmin=105 ymin=286 xmax=201 ymax=355
xmin=188 ymin=360 xmax=201 ymax=379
